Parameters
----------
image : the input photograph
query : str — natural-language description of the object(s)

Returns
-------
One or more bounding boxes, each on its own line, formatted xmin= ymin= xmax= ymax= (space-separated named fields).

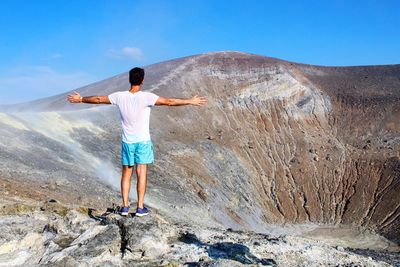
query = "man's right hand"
xmin=67 ymin=91 xmax=82 ymax=103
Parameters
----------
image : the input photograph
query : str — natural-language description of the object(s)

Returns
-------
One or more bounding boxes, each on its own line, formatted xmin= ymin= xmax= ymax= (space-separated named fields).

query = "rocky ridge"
xmin=0 ymin=51 xmax=399 ymax=265
xmin=1 ymin=196 xmax=399 ymax=267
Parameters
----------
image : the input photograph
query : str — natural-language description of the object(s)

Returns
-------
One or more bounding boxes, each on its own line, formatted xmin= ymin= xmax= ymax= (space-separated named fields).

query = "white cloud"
xmin=0 ymin=65 xmax=96 ymax=104
xmin=107 ymin=46 xmax=143 ymax=60
xmin=51 ymin=53 xmax=63 ymax=59
xmin=41 ymin=53 xmax=63 ymax=61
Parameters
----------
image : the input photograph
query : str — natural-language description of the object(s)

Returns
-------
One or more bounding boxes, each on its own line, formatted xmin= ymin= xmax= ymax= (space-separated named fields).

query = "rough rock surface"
xmin=0 ymin=51 xmax=399 ymax=264
xmin=0 ymin=198 xmax=399 ymax=266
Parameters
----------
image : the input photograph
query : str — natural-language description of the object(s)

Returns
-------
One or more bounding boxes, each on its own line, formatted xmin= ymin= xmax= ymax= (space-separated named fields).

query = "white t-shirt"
xmin=108 ymin=91 xmax=159 ymax=143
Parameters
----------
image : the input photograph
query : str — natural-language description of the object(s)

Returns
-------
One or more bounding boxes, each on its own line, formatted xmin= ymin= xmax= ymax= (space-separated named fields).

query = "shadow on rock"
xmin=87 ymin=204 xmax=126 ymax=222
xmin=179 ymin=232 xmax=276 ymax=266
xmin=345 ymin=247 xmax=400 ymax=267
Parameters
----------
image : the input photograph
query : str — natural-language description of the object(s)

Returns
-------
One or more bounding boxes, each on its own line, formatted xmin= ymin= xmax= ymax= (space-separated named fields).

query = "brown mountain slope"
xmin=0 ymin=51 xmax=399 ymax=244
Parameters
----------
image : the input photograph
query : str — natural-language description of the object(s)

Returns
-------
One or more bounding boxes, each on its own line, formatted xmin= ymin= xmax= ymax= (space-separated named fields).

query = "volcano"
xmin=0 ymin=51 xmax=399 ymax=254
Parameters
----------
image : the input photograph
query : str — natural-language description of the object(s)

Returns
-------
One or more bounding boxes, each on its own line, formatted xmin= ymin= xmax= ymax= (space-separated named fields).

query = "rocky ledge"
xmin=1 ymin=198 xmax=399 ymax=267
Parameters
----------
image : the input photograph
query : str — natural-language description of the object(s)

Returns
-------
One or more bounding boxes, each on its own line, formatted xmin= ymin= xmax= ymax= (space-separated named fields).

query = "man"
xmin=67 ymin=67 xmax=207 ymax=216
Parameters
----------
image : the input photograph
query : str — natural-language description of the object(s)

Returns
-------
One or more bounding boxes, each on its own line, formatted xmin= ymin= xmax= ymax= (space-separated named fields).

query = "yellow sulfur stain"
xmin=0 ymin=113 xmax=29 ymax=130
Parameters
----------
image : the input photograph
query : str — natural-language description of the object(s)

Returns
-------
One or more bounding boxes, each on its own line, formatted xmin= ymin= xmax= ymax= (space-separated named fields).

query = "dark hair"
xmin=129 ymin=67 xmax=145 ymax=85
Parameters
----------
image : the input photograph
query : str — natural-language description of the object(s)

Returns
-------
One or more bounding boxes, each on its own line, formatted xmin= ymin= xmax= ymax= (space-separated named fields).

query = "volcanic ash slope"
xmin=0 ymin=52 xmax=399 ymax=265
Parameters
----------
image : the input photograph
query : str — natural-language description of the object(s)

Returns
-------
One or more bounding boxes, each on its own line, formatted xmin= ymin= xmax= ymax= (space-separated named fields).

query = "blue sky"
xmin=0 ymin=0 xmax=399 ymax=104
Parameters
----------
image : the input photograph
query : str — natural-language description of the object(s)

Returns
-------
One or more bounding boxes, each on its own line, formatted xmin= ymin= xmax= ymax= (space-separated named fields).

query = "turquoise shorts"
xmin=121 ymin=140 xmax=154 ymax=166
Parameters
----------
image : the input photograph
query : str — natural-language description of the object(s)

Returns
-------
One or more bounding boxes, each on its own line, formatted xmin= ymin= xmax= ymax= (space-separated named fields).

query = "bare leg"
xmin=121 ymin=165 xmax=133 ymax=207
xmin=135 ymin=164 xmax=148 ymax=209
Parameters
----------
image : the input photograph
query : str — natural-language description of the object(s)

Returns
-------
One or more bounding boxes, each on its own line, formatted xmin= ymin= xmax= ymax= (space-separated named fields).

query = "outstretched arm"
xmin=155 ymin=95 xmax=207 ymax=106
xmin=67 ymin=91 xmax=111 ymax=104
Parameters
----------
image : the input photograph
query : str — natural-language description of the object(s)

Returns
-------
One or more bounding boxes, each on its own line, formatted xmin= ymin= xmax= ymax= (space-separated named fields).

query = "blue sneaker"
xmin=119 ymin=206 xmax=130 ymax=216
xmin=136 ymin=206 xmax=149 ymax=217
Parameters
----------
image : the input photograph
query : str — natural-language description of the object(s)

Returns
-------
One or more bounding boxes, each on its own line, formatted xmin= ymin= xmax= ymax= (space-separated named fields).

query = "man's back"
xmin=108 ymin=90 xmax=159 ymax=143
